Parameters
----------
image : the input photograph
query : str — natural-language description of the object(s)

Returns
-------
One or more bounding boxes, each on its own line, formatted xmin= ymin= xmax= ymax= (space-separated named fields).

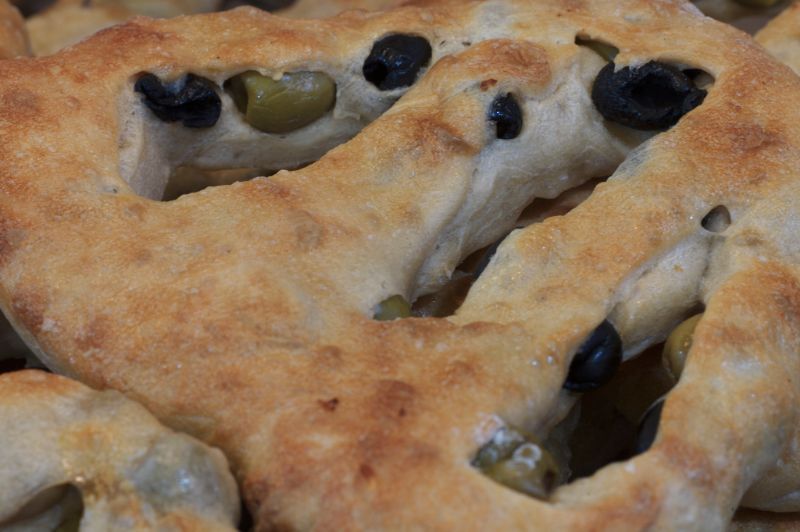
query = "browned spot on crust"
xmin=0 ymin=217 xmax=26 ymax=264
xmin=373 ymin=379 xmax=416 ymax=420
xmin=1 ymin=88 xmax=40 ymax=116
xmin=314 ymin=345 xmax=343 ymax=371
xmin=659 ymin=435 xmax=715 ymax=491
xmin=291 ymin=210 xmax=324 ymax=252
xmin=133 ymin=248 xmax=153 ymax=265
xmin=728 ymin=123 xmax=780 ymax=154
xmin=452 ymin=39 xmax=551 ymax=89
xmin=11 ymin=290 xmax=46 ymax=335
xmin=480 ymin=78 xmax=498 ymax=91
xmin=125 ymin=202 xmax=147 ymax=221
xmin=439 ymin=359 xmax=478 ymax=388
xmin=359 ymin=463 xmax=375 ymax=479
xmin=75 ymin=316 xmax=109 ymax=351
xmin=318 ymin=398 xmax=340 ymax=412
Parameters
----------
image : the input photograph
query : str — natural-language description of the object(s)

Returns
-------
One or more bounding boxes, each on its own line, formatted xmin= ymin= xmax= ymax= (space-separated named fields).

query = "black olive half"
xmin=363 ymin=34 xmax=432 ymax=91
xmin=219 ymin=0 xmax=296 ymax=10
xmin=134 ymin=73 xmax=222 ymax=128
xmin=591 ymin=61 xmax=706 ymax=130
xmin=632 ymin=398 xmax=665 ymax=455
xmin=564 ymin=320 xmax=623 ymax=392
xmin=489 ymin=94 xmax=522 ymax=140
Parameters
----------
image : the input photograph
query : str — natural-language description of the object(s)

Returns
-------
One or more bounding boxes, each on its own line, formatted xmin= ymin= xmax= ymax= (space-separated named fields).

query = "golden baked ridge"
xmin=0 ymin=0 xmax=799 ymax=529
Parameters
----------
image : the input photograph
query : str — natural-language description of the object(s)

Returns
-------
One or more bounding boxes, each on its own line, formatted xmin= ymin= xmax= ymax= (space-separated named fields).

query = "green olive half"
xmin=662 ymin=313 xmax=703 ymax=379
xmin=473 ymin=426 xmax=559 ymax=499
xmin=373 ymin=295 xmax=411 ymax=321
xmin=227 ymin=70 xmax=336 ymax=134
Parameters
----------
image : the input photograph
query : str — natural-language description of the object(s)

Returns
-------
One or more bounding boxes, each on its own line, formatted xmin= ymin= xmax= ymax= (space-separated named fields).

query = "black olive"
xmin=14 ymin=0 xmax=56 ymax=17
xmin=489 ymin=94 xmax=522 ymax=140
xmin=632 ymin=398 xmax=665 ymax=455
xmin=564 ymin=320 xmax=622 ymax=392
xmin=219 ymin=0 xmax=296 ymax=10
xmin=0 ymin=358 xmax=27 ymax=374
xmin=363 ymin=34 xmax=432 ymax=91
xmin=134 ymin=73 xmax=221 ymax=128
xmin=591 ymin=61 xmax=706 ymax=130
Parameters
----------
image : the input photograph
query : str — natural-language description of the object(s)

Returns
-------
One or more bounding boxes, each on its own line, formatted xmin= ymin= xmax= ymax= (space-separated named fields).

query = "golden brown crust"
xmin=22 ymin=0 xmax=401 ymax=56
xmin=0 ymin=0 xmax=799 ymax=529
xmin=756 ymin=1 xmax=800 ymax=72
xmin=0 ymin=0 xmax=29 ymax=59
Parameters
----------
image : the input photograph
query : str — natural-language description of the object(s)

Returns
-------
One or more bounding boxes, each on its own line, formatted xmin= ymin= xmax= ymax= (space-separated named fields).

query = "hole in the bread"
xmin=120 ymin=64 xmax=393 ymax=200
xmin=238 ymin=500 xmax=254 ymax=531
xmin=567 ymin=345 xmax=674 ymax=479
xmin=161 ymin=166 xmax=271 ymax=201
xmin=574 ymin=36 xmax=619 ymax=62
xmin=0 ymin=484 xmax=83 ymax=529
xmin=0 ymin=312 xmax=44 ymax=374
xmin=13 ymin=0 xmax=56 ymax=17
xmin=701 ymin=205 xmax=731 ymax=233
xmin=410 ymin=179 xmax=605 ymax=318
xmin=0 ymin=357 xmax=26 ymax=374
xmin=220 ymin=0 xmax=297 ymax=10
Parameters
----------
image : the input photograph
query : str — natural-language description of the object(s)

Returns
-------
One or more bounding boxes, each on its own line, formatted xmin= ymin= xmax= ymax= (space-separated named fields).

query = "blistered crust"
xmin=0 ymin=0 xmax=799 ymax=529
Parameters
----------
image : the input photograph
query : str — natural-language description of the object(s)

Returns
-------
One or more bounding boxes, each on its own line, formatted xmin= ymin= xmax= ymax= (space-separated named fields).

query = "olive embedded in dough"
xmin=591 ymin=61 xmax=706 ymax=130
xmin=564 ymin=320 xmax=623 ymax=392
xmin=363 ymin=34 xmax=432 ymax=90
xmin=227 ymin=71 xmax=336 ymax=134
xmin=474 ymin=426 xmax=559 ymax=499
xmin=134 ymin=73 xmax=221 ymax=128
xmin=373 ymin=295 xmax=411 ymax=321
xmin=489 ymin=93 xmax=523 ymax=140
xmin=662 ymin=313 xmax=703 ymax=380
xmin=633 ymin=398 xmax=665 ymax=454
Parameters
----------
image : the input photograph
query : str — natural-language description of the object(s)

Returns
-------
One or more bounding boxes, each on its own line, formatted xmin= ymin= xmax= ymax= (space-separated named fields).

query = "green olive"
xmin=731 ymin=0 xmax=782 ymax=8
xmin=662 ymin=313 xmax=703 ymax=379
xmin=575 ymin=37 xmax=619 ymax=62
xmin=227 ymin=70 xmax=336 ymax=134
xmin=373 ymin=295 xmax=411 ymax=321
xmin=473 ymin=426 xmax=559 ymax=499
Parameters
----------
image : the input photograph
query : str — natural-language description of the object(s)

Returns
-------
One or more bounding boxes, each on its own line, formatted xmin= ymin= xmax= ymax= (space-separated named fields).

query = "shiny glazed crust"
xmin=0 ymin=370 xmax=240 ymax=530
xmin=1 ymin=0 xmax=800 ymax=529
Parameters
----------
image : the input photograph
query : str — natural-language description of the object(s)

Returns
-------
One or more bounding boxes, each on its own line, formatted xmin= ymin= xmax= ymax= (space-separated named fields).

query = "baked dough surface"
xmin=0 ymin=0 xmax=799 ymax=529
xmin=0 ymin=0 xmax=28 ymax=58
xmin=0 ymin=370 xmax=239 ymax=530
